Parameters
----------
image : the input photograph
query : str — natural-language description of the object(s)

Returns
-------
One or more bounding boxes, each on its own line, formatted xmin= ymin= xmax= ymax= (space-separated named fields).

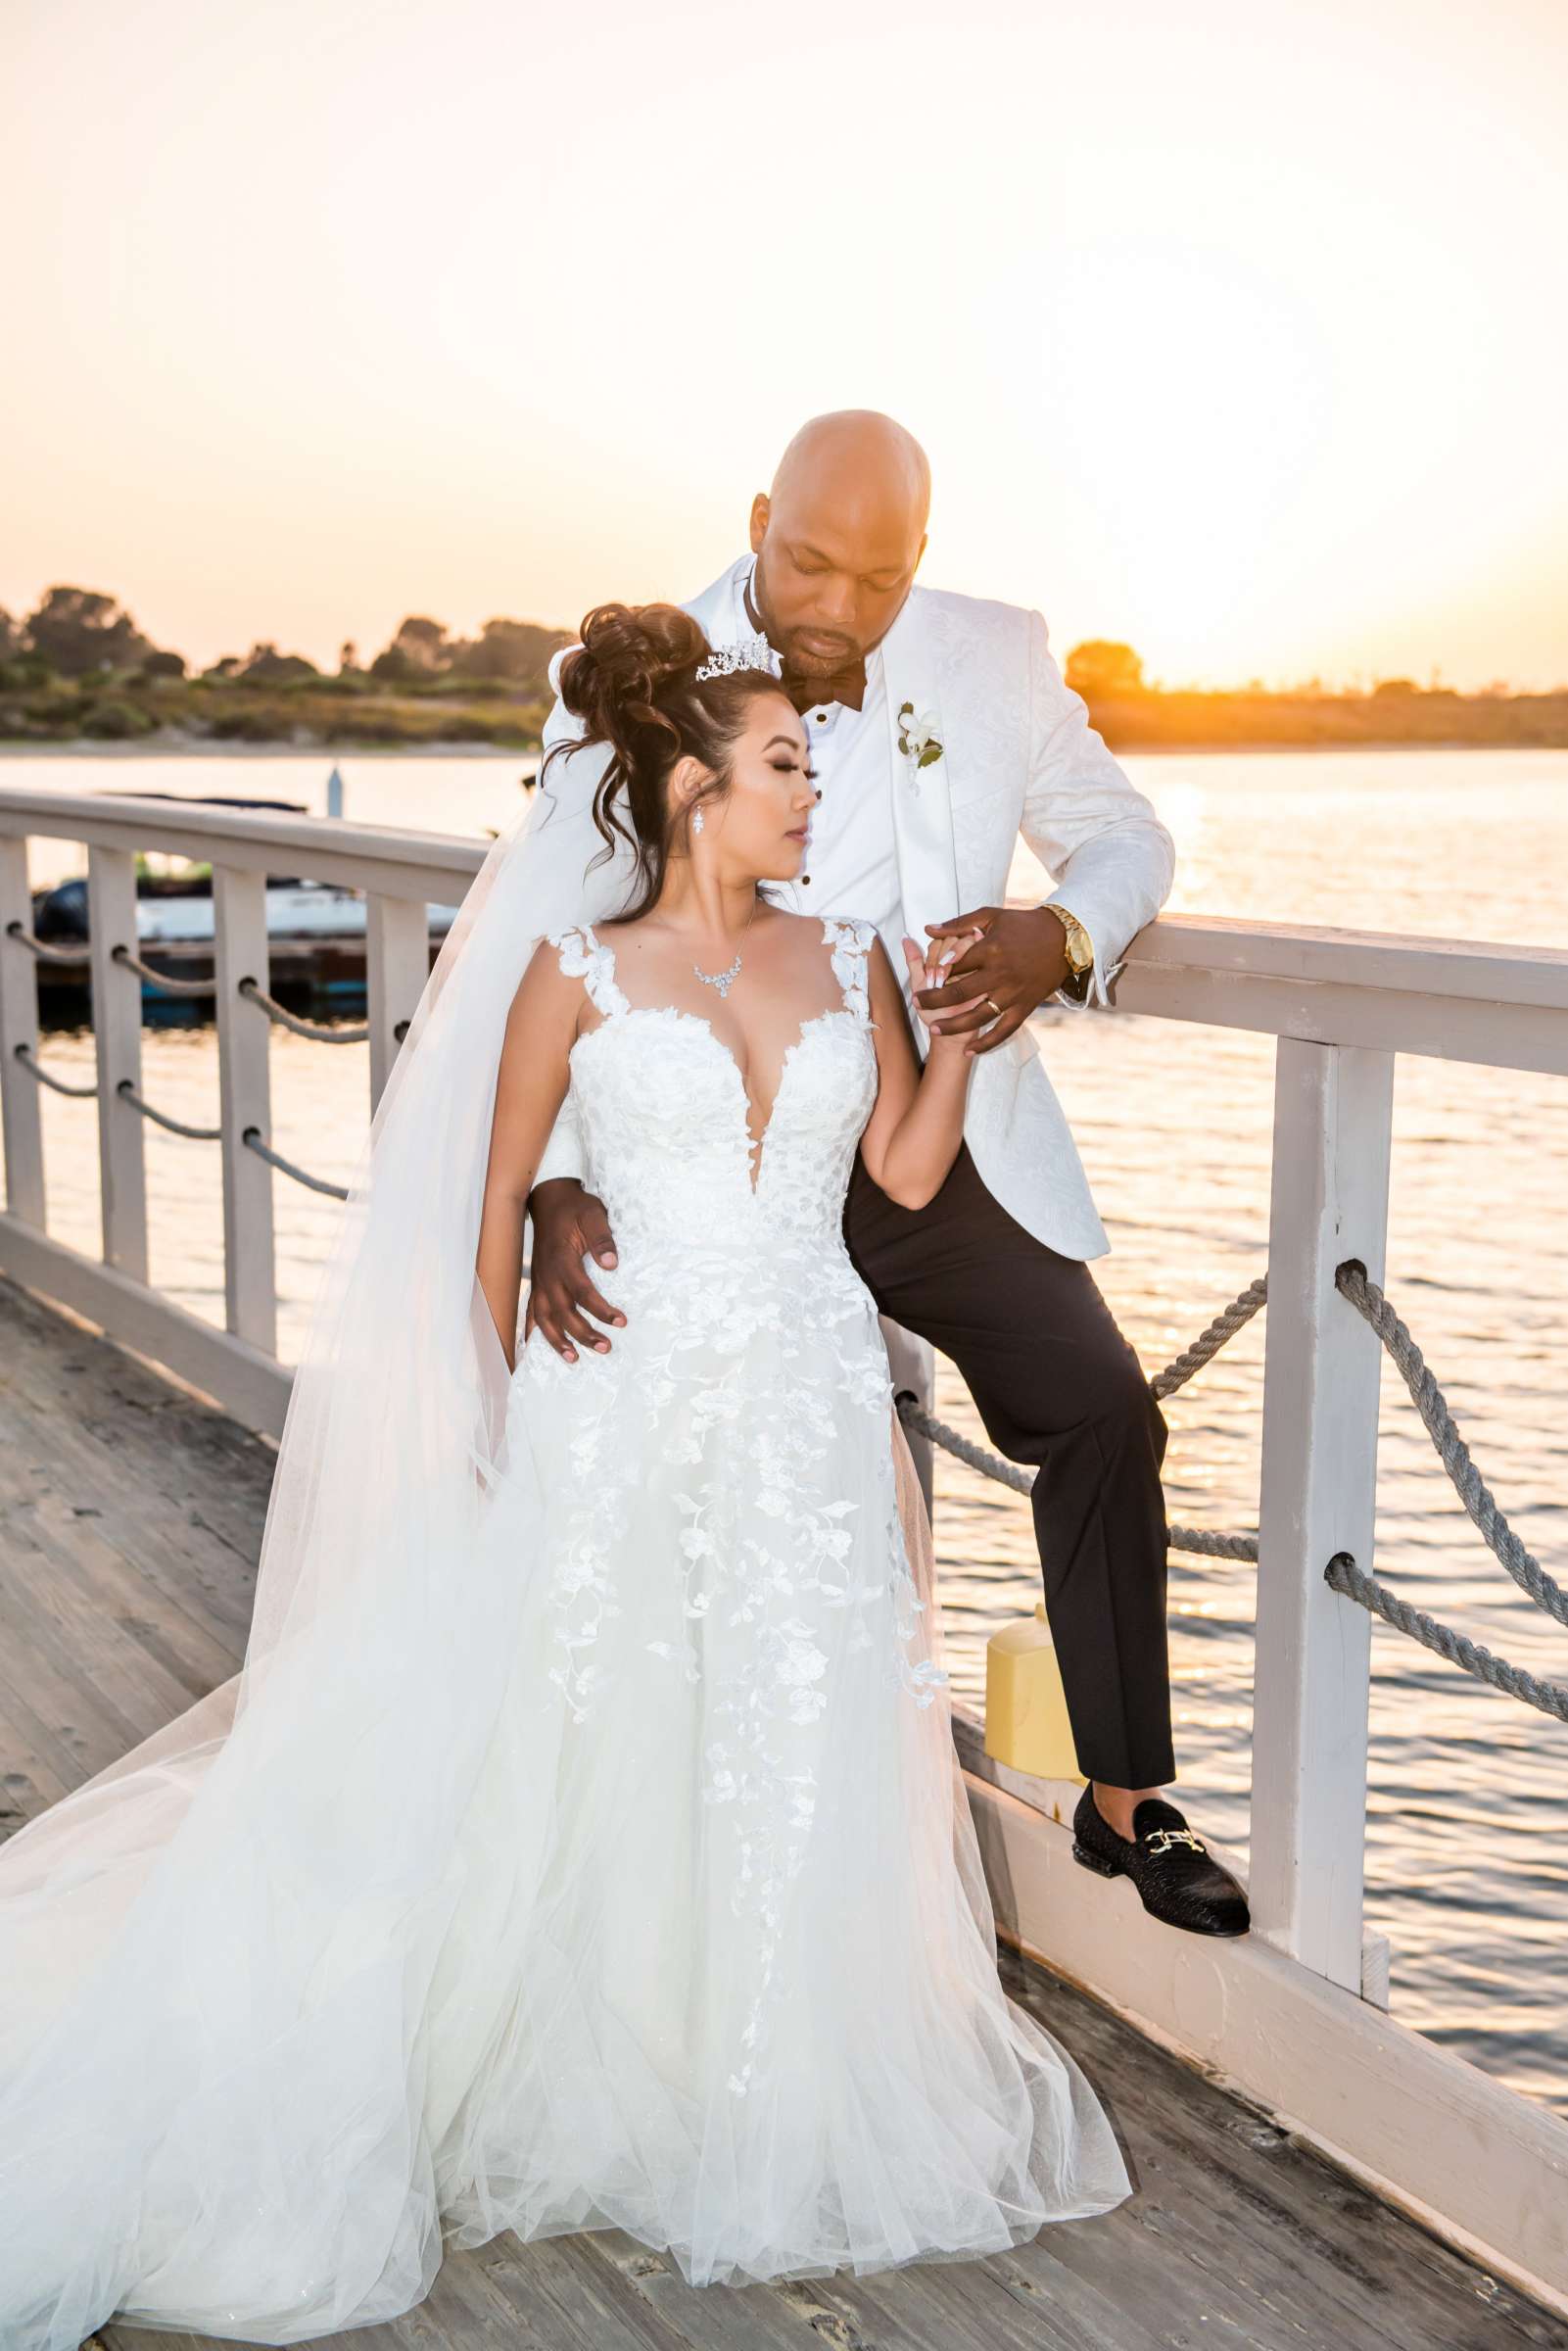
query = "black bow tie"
xmin=743 ymin=571 xmax=866 ymax=715
xmin=781 ymin=664 xmax=867 ymax=716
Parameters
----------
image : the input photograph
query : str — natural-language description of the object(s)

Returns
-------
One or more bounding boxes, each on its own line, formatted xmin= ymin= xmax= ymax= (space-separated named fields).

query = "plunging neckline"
xmin=560 ymin=917 xmax=872 ymax=1199
xmin=569 ymin=1002 xmax=861 ymax=1197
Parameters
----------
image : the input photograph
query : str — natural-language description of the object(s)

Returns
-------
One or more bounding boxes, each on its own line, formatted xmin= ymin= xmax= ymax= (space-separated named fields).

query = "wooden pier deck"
xmin=2 ymin=1269 xmax=1564 ymax=2351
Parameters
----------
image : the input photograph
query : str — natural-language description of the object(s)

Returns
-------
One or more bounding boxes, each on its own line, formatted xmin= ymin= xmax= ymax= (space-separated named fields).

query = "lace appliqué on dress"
xmin=545 ymin=922 xmax=630 ymax=1020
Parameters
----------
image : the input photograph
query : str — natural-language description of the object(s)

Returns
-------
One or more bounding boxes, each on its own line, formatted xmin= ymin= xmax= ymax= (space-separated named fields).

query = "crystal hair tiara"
xmin=693 ymin=633 xmax=783 ymax=684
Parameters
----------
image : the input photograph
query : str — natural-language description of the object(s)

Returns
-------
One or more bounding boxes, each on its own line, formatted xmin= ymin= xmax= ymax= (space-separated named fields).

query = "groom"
xmin=526 ymin=410 xmax=1249 ymax=1940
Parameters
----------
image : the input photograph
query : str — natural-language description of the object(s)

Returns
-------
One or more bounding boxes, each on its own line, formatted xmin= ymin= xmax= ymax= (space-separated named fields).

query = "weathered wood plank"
xmin=1 ymin=1511 xmax=215 ymax=1739
xmin=979 ymin=2244 xmax=1187 ymax=2351
xmin=786 ymin=2249 xmax=1165 ymax=2351
xmin=10 ymin=1438 xmax=255 ymax=1683
xmin=0 ymin=1277 xmax=267 ymax=1645
xmin=0 ymin=1677 xmax=75 ymax=1829
xmin=571 ymin=2230 xmax=813 ymax=2351
xmin=997 ymin=1947 xmax=1568 ymax=2350
xmin=475 ymin=2231 xmax=701 ymax=2350
xmin=0 ymin=1554 xmax=161 ymax=1784
xmin=23 ymin=1487 xmax=243 ymax=1701
xmin=413 ymin=2239 xmax=565 ymax=2351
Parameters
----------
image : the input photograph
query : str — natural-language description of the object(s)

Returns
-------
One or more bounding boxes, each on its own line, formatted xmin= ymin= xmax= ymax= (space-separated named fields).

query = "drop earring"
xmin=690 ymin=804 xmax=705 ymax=836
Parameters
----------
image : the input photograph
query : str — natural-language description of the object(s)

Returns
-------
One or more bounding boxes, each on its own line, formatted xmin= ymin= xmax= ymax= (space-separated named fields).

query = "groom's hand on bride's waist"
xmin=917 ymin=907 xmax=1069 ymax=1053
xmin=524 ymin=1179 xmax=625 ymax=1364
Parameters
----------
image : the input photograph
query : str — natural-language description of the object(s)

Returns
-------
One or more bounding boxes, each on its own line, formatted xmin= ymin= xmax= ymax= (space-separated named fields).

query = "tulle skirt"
xmin=0 ymin=1303 xmax=1128 ymax=2347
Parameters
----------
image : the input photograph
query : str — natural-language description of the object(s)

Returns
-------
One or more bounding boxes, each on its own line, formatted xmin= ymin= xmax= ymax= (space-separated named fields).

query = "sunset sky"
xmin=5 ymin=0 xmax=1565 ymax=692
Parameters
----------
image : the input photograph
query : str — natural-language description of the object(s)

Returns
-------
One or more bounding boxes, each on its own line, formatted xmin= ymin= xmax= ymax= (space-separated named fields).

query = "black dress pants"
xmin=843 ymin=1139 xmax=1176 ymax=1790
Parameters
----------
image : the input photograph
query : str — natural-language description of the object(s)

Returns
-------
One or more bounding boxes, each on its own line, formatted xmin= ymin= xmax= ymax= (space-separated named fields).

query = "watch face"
xmin=1062 ymin=921 xmax=1091 ymax=970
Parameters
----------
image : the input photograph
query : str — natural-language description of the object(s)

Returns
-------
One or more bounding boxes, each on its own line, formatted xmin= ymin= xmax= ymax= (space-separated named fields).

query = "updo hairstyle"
xmin=545 ymin=601 xmax=793 ymax=923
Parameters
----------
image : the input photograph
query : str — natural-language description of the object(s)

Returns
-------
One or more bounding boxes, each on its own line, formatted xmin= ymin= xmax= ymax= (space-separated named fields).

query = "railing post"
xmin=0 ymin=836 xmax=46 ymax=1227
xmin=214 ymin=863 xmax=277 ymax=1355
xmin=87 ymin=845 xmax=148 ymax=1281
xmin=1252 ymin=1035 xmax=1395 ymax=1991
xmin=365 ymin=891 xmax=428 ymax=1112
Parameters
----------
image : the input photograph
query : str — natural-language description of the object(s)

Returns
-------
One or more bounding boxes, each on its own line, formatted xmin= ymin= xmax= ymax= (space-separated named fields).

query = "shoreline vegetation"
xmin=3 ymin=591 xmax=1566 ymax=759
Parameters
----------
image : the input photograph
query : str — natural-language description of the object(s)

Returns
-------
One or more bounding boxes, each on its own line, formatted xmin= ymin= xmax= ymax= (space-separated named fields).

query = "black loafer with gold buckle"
xmin=1071 ymin=1786 xmax=1250 ymax=1938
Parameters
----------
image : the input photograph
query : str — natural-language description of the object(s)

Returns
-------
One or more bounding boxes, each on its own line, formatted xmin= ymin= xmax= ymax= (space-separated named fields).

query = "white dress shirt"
xmin=758 ymin=644 xmax=914 ymax=1007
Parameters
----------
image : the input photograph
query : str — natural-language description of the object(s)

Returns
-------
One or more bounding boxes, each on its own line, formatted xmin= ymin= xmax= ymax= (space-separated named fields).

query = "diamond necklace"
xmin=691 ymin=891 xmax=761 ymax=999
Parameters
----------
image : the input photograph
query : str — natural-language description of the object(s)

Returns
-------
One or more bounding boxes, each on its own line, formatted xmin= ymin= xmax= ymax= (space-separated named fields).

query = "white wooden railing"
xmin=0 ymin=790 xmax=486 ymax=1431
xmin=3 ymin=785 xmax=1567 ymax=2308
xmin=1115 ymin=919 xmax=1568 ymax=1968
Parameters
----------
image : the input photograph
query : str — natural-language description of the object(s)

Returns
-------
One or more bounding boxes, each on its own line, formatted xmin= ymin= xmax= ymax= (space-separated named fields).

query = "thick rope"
xmin=1334 ymin=1262 xmax=1568 ymax=1631
xmin=30 ymin=934 xmax=404 ymax=1038
xmin=899 ymin=1271 xmax=1271 ymax=1553
xmin=240 ymin=1128 xmax=349 ymax=1200
xmin=1325 ymin=1552 xmax=1568 ymax=1724
xmin=901 ymin=1258 xmax=1565 ymax=1717
xmin=1166 ymin=1523 xmax=1259 ymax=1562
xmin=4 ymin=920 xmax=86 ymax=966
xmin=115 ymin=1080 xmax=222 ymax=1142
xmin=111 ymin=943 xmax=220 ymax=997
xmin=1150 ymin=1273 xmax=1268 ymax=1400
xmin=896 ymin=1399 xmax=1033 ymax=1496
xmin=11 ymin=1042 xmax=98 ymax=1098
xmin=893 ymin=1399 xmax=1258 ymax=1562
xmin=238 ymin=980 xmax=368 ymax=1045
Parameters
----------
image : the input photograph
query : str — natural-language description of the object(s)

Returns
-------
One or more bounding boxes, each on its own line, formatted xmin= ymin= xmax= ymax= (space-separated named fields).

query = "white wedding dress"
xmin=0 ymin=911 xmax=1128 ymax=2348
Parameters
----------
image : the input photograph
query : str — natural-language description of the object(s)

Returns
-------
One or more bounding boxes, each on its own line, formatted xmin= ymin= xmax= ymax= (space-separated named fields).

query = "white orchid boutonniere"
xmin=896 ymin=701 xmax=944 ymax=781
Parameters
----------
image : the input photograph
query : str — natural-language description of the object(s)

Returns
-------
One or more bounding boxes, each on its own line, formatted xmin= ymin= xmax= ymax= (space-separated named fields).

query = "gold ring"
xmin=983 ymin=995 xmax=1002 ymax=1018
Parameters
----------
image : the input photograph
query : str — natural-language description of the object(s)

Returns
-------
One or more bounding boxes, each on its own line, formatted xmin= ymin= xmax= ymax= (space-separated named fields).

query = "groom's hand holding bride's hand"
xmin=524 ymin=1178 xmax=625 ymax=1365
xmin=902 ymin=932 xmax=992 ymax=1055
xmin=915 ymin=907 xmax=1070 ymax=1053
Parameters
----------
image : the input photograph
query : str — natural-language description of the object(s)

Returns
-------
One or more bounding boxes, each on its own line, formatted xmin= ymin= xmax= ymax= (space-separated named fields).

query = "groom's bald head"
xmin=749 ymin=410 xmax=930 ymax=685
xmin=769 ymin=411 xmax=931 ymax=533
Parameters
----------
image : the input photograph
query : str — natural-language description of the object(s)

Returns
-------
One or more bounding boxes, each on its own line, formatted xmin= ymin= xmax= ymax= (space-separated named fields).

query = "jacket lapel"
xmin=877 ymin=592 xmax=961 ymax=949
xmin=683 ymin=554 xmax=754 ymax=645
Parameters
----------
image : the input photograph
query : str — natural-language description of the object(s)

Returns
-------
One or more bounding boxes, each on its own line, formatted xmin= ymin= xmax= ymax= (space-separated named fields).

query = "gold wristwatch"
xmin=1045 ymin=901 xmax=1095 ymax=977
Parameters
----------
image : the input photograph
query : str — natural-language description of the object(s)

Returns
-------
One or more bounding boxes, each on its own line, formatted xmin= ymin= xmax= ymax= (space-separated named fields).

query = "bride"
xmin=0 ymin=602 xmax=1130 ymax=2347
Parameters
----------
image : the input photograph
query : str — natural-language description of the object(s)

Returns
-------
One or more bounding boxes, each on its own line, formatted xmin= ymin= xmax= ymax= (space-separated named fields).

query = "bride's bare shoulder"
xmin=508 ymin=928 xmax=598 ymax=1029
xmin=762 ymin=905 xmax=854 ymax=950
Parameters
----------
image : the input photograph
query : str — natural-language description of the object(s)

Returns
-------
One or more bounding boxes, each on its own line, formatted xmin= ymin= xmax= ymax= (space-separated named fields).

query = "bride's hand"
xmin=901 ymin=933 xmax=989 ymax=1055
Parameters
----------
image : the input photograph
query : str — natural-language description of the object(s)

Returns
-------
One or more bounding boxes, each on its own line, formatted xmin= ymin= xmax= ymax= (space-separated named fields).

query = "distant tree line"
xmin=0 ymin=587 xmax=570 ymax=695
xmin=5 ymin=592 xmax=1549 ymax=706
xmin=5 ymin=590 xmax=1563 ymax=751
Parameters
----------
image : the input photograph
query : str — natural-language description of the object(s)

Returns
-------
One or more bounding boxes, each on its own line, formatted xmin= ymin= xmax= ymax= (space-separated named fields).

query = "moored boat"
xmin=24 ymin=792 xmax=460 ymax=1016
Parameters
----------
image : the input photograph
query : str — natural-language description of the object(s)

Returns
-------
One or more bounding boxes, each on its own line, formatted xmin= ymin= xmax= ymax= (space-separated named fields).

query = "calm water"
xmin=6 ymin=746 xmax=1567 ymax=2116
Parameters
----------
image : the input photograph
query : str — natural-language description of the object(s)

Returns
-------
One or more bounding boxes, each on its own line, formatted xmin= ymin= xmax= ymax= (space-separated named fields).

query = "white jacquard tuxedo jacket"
xmin=522 ymin=555 xmax=1174 ymax=1261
